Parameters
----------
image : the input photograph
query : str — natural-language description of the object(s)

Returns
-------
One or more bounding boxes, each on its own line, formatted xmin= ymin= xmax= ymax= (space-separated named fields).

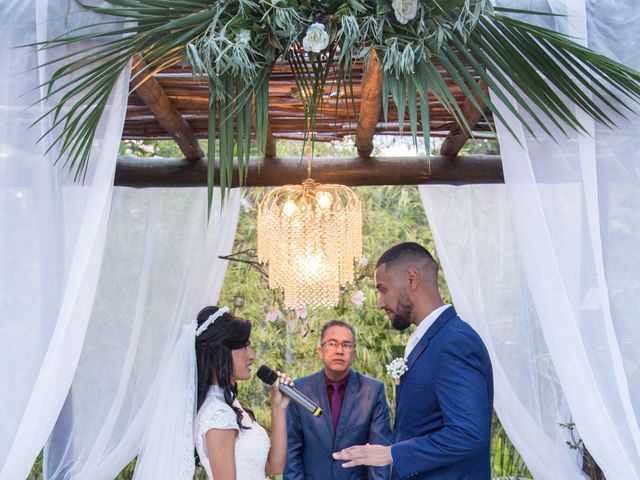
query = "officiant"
xmin=284 ymin=320 xmax=391 ymax=480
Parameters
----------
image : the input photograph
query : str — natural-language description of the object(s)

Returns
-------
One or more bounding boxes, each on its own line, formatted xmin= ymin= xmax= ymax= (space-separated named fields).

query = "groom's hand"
xmin=332 ymin=444 xmax=392 ymax=467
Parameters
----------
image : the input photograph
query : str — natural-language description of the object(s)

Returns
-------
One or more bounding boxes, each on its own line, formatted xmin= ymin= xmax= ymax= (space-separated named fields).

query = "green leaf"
xmin=207 ymin=78 xmax=217 ymax=217
xmin=32 ymin=0 xmax=640 ymax=210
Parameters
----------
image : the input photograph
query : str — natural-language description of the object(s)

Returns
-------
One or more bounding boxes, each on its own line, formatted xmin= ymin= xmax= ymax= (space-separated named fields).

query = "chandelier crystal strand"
xmin=257 ymin=180 xmax=362 ymax=309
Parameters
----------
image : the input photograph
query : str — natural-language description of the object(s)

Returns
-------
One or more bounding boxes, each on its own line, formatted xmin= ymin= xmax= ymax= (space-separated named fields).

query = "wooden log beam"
xmin=440 ymin=80 xmax=489 ymax=157
xmin=114 ymin=155 xmax=503 ymax=188
xmin=355 ymin=51 xmax=383 ymax=158
xmin=130 ymin=54 xmax=204 ymax=160
xmin=265 ymin=122 xmax=276 ymax=158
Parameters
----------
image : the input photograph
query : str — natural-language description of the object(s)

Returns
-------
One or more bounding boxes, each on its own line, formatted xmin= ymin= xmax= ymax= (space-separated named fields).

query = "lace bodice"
xmin=195 ymin=385 xmax=270 ymax=480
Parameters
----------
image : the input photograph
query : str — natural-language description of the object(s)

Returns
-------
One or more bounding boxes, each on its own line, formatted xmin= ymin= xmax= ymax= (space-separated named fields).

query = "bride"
xmin=132 ymin=305 xmax=292 ymax=480
xmin=194 ymin=305 xmax=291 ymax=480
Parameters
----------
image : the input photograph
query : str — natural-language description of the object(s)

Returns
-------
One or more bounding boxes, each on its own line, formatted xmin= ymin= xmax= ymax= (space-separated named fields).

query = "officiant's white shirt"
xmin=404 ymin=304 xmax=451 ymax=359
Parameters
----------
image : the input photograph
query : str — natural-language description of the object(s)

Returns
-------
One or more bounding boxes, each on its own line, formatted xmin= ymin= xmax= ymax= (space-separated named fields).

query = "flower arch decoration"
xmin=37 ymin=0 xmax=640 ymax=208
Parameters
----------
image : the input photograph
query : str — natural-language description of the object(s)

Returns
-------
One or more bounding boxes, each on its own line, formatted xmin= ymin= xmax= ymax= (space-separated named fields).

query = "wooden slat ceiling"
xmin=122 ymin=60 xmax=495 ymax=144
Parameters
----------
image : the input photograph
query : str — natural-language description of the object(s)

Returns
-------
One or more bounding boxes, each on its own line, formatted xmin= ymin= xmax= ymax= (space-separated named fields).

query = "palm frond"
xmin=34 ymin=0 xmax=640 ymax=211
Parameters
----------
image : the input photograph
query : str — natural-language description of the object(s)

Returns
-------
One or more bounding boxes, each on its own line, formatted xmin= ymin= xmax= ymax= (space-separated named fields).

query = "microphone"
xmin=257 ymin=365 xmax=323 ymax=417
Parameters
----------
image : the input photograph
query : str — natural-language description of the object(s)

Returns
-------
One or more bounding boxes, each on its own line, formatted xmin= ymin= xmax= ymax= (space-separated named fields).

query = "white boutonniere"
xmin=386 ymin=357 xmax=408 ymax=385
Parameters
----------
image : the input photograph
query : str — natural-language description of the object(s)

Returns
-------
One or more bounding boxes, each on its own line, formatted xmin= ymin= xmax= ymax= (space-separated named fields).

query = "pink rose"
xmin=350 ymin=290 xmax=366 ymax=308
xmin=266 ymin=306 xmax=283 ymax=322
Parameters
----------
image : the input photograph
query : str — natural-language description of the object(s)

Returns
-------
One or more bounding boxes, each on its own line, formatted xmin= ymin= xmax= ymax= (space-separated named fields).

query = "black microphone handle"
xmin=278 ymin=381 xmax=323 ymax=417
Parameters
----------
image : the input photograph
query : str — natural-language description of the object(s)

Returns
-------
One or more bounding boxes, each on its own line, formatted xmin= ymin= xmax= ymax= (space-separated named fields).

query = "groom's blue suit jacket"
xmin=285 ymin=369 xmax=392 ymax=480
xmin=391 ymin=306 xmax=493 ymax=480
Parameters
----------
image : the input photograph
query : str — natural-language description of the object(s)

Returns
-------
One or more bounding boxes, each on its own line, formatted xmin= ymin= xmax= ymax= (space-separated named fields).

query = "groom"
xmin=333 ymin=242 xmax=494 ymax=479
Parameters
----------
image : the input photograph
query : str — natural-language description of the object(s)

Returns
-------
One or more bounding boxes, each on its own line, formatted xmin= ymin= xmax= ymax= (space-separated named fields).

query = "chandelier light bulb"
xmin=257 ymin=179 xmax=362 ymax=309
xmin=301 ymin=254 xmax=323 ymax=276
xmin=282 ymin=200 xmax=297 ymax=217
xmin=316 ymin=191 xmax=332 ymax=209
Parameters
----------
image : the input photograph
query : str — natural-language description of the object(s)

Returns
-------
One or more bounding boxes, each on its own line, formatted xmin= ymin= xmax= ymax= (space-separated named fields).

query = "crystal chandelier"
xmin=257 ymin=178 xmax=362 ymax=309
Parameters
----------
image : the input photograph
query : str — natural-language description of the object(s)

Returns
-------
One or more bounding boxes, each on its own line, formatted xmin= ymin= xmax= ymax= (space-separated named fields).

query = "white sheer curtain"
xmin=420 ymin=185 xmax=584 ymax=479
xmin=0 ymin=1 xmax=128 ymax=478
xmin=422 ymin=1 xmax=640 ymax=478
xmin=494 ymin=0 xmax=640 ymax=478
xmin=42 ymin=187 xmax=241 ymax=480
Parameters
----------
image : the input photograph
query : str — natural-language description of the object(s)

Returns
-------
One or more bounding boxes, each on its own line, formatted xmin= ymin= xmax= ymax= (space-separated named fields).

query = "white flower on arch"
xmin=302 ymin=23 xmax=329 ymax=53
xmin=392 ymin=0 xmax=418 ymax=24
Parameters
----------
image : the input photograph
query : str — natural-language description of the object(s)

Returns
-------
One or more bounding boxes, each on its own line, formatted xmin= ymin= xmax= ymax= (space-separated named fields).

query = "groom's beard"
xmin=391 ymin=290 xmax=413 ymax=331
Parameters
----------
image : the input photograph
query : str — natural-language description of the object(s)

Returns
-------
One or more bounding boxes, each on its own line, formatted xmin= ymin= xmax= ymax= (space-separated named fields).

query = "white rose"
xmin=392 ymin=0 xmax=418 ymax=24
xmin=302 ymin=23 xmax=329 ymax=53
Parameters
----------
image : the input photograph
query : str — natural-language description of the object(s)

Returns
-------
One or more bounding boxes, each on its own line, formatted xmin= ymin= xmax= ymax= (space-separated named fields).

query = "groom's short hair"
xmin=377 ymin=242 xmax=439 ymax=281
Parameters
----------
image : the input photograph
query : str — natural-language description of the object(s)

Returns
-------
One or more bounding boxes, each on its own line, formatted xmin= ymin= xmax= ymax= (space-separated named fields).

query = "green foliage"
xmin=459 ymin=138 xmax=499 ymax=155
xmin=37 ymin=0 xmax=640 ymax=208
xmin=492 ymin=413 xmax=531 ymax=477
xmin=119 ymin=139 xmax=187 ymax=158
xmin=27 ymin=452 xmax=43 ymax=480
xmin=559 ymin=421 xmax=605 ymax=480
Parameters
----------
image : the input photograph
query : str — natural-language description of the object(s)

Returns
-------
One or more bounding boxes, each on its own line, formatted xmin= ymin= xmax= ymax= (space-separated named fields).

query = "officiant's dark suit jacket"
xmin=285 ymin=369 xmax=392 ymax=480
xmin=391 ymin=306 xmax=493 ymax=480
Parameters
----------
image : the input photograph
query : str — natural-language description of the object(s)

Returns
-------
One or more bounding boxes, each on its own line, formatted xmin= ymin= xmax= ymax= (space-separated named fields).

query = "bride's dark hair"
xmin=195 ymin=305 xmax=252 ymax=431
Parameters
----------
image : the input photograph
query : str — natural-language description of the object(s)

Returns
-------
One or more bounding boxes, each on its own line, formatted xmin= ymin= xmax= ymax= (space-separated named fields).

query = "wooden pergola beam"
xmin=440 ymin=80 xmax=489 ymax=157
xmin=114 ymin=155 xmax=504 ymax=188
xmin=355 ymin=51 xmax=383 ymax=158
xmin=130 ymin=54 xmax=204 ymax=160
xmin=264 ymin=122 xmax=277 ymax=158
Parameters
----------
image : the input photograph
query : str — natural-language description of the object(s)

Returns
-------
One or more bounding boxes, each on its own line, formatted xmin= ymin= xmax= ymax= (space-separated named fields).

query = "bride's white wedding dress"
xmin=195 ymin=385 xmax=270 ymax=480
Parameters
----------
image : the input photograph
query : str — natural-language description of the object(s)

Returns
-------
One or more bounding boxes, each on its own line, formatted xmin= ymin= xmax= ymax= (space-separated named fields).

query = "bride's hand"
xmin=270 ymin=372 xmax=294 ymax=410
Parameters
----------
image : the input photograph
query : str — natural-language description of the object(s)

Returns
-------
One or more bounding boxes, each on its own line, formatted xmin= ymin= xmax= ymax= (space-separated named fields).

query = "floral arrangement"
xmin=37 ymin=0 xmax=640 ymax=208
xmin=386 ymin=357 xmax=408 ymax=384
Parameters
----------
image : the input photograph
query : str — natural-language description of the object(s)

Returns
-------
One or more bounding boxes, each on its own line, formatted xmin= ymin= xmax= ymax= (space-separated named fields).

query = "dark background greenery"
xmin=215 ymin=182 xmax=530 ymax=480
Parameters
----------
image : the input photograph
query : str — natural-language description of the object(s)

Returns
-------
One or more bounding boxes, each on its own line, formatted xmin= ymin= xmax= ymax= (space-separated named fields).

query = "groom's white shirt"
xmin=404 ymin=304 xmax=451 ymax=359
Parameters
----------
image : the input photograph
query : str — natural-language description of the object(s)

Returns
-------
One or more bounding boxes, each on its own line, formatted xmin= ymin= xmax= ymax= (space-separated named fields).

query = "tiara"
xmin=196 ymin=306 xmax=230 ymax=336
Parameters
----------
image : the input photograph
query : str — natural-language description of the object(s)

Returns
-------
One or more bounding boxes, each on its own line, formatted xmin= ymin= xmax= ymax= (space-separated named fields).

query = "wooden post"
xmin=130 ymin=54 xmax=205 ymax=160
xmin=440 ymin=80 xmax=490 ymax=157
xmin=265 ymin=122 xmax=277 ymax=158
xmin=355 ymin=51 xmax=383 ymax=158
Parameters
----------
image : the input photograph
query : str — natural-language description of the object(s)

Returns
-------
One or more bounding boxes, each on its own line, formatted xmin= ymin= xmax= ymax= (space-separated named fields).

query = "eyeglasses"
xmin=320 ymin=340 xmax=356 ymax=351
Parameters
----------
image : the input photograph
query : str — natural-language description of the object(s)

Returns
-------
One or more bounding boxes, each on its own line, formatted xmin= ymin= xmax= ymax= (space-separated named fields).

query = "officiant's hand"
xmin=333 ymin=444 xmax=392 ymax=467
xmin=270 ymin=372 xmax=294 ymax=410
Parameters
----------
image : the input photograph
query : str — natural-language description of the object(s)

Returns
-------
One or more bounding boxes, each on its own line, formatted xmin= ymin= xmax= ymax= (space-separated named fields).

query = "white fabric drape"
xmin=422 ymin=1 xmax=640 ymax=479
xmin=420 ymin=185 xmax=585 ymax=479
xmin=42 ymin=188 xmax=241 ymax=480
xmin=494 ymin=0 xmax=640 ymax=478
xmin=0 ymin=1 xmax=129 ymax=478
xmin=131 ymin=322 xmax=198 ymax=480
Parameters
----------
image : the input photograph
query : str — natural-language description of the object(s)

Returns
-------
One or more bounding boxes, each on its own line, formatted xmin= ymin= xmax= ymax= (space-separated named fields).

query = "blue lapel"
xmin=405 ymin=305 xmax=457 ymax=372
